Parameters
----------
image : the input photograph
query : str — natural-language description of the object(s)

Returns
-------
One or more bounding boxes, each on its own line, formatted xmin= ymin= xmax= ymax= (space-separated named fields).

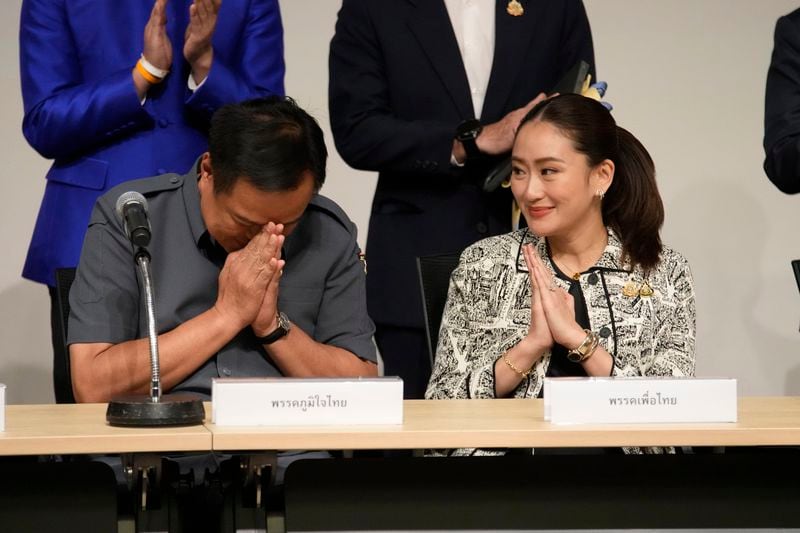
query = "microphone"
xmin=115 ymin=191 xmax=151 ymax=247
xmin=105 ymin=190 xmax=204 ymax=427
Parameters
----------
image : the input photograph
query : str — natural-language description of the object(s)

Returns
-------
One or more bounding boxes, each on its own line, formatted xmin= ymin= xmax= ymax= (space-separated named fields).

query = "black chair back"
xmin=416 ymin=253 xmax=461 ymax=365
xmin=53 ymin=267 xmax=77 ymax=403
xmin=0 ymin=460 xmax=118 ymax=530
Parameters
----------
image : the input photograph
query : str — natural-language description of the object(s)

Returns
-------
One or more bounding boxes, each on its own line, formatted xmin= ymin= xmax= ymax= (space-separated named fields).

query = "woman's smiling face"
xmin=510 ymin=119 xmax=611 ymax=238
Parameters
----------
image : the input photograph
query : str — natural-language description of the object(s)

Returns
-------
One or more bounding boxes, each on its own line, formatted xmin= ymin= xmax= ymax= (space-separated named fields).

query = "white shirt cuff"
xmin=188 ymin=74 xmax=208 ymax=92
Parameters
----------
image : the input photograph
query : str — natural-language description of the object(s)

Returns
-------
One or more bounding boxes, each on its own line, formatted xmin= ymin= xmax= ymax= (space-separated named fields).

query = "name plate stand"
xmin=544 ymin=377 xmax=737 ymax=425
xmin=212 ymin=377 xmax=403 ymax=427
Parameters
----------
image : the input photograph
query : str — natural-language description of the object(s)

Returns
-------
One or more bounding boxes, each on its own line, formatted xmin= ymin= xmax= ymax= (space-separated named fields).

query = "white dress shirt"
xmin=443 ymin=0 xmax=496 ymax=119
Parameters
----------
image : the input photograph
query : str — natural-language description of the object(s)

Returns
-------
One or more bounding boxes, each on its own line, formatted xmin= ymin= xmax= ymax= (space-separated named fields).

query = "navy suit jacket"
xmin=20 ymin=0 xmax=285 ymax=286
xmin=764 ymin=7 xmax=800 ymax=194
xmin=329 ymin=0 xmax=594 ymax=327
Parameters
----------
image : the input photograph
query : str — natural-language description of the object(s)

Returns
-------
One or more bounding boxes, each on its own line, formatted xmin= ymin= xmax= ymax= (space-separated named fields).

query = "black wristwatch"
xmin=254 ymin=312 xmax=291 ymax=345
xmin=455 ymin=119 xmax=483 ymax=160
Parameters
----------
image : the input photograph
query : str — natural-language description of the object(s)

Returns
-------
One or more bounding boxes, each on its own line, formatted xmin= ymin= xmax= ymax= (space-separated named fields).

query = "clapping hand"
xmin=184 ymin=0 xmax=221 ymax=82
xmin=143 ymin=0 xmax=172 ymax=71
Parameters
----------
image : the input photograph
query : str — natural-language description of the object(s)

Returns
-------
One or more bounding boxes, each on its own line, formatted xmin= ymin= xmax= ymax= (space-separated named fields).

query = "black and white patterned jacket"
xmin=425 ymin=229 xmax=696 ymax=454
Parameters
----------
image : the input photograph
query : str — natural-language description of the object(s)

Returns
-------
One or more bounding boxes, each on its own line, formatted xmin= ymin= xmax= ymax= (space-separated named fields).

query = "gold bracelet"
xmin=502 ymin=352 xmax=534 ymax=378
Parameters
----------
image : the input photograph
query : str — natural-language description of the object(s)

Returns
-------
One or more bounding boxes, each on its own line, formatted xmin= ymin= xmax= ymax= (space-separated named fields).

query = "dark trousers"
xmin=48 ymin=285 xmax=58 ymax=349
xmin=48 ymin=286 xmax=74 ymax=403
xmin=375 ymin=324 xmax=430 ymax=399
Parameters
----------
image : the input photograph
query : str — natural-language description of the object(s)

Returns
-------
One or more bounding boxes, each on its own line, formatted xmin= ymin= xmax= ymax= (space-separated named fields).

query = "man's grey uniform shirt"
xmin=68 ymin=167 xmax=377 ymax=397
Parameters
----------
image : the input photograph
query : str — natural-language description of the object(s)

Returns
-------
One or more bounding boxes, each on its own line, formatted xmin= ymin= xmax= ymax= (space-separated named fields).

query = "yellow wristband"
xmin=135 ymin=60 xmax=162 ymax=85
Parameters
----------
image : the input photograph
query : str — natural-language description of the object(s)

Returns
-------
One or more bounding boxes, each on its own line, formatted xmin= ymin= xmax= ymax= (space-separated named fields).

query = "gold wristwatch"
xmin=566 ymin=329 xmax=600 ymax=363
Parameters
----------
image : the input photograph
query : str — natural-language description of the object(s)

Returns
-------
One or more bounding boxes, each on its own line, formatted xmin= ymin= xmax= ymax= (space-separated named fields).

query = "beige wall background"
xmin=1 ymin=0 xmax=798 ymax=404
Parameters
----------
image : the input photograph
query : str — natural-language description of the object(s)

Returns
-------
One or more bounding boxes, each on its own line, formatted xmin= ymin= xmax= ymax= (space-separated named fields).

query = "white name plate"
xmin=0 ymin=384 xmax=5 ymax=431
xmin=212 ymin=377 xmax=403 ymax=426
xmin=543 ymin=377 xmax=737 ymax=424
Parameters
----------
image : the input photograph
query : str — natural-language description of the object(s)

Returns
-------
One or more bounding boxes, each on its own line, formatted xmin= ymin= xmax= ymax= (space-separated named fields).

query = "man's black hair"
xmin=208 ymin=96 xmax=327 ymax=193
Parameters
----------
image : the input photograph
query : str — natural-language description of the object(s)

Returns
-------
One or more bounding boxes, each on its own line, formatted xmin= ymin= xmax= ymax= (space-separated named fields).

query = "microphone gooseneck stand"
xmin=106 ymin=247 xmax=205 ymax=426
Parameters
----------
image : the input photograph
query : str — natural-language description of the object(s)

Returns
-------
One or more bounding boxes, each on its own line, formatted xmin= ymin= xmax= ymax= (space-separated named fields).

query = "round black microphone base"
xmin=106 ymin=393 xmax=205 ymax=427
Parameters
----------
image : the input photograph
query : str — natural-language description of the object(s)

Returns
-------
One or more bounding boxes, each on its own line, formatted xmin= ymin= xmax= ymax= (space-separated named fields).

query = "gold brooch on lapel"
xmin=622 ymin=281 xmax=639 ymax=298
xmin=622 ymin=280 xmax=654 ymax=298
xmin=506 ymin=0 xmax=524 ymax=17
xmin=639 ymin=280 xmax=654 ymax=297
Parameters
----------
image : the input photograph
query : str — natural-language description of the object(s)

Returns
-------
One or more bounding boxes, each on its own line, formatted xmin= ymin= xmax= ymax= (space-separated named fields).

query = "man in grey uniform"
xmin=68 ymin=96 xmax=377 ymax=402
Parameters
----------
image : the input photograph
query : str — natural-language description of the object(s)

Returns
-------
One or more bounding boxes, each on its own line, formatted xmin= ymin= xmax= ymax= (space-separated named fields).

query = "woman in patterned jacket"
xmin=426 ymin=94 xmax=696 ymax=453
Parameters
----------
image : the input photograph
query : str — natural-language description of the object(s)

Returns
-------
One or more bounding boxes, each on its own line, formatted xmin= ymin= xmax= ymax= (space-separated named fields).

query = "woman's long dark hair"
xmin=519 ymin=94 xmax=664 ymax=273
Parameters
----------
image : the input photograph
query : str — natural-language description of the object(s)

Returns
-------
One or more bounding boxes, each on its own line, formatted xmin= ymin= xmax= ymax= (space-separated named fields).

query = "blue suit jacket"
xmin=20 ymin=0 xmax=285 ymax=286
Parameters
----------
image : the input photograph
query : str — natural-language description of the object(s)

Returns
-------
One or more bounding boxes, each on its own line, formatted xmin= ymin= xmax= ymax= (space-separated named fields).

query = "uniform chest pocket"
xmin=278 ymin=284 xmax=324 ymax=335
